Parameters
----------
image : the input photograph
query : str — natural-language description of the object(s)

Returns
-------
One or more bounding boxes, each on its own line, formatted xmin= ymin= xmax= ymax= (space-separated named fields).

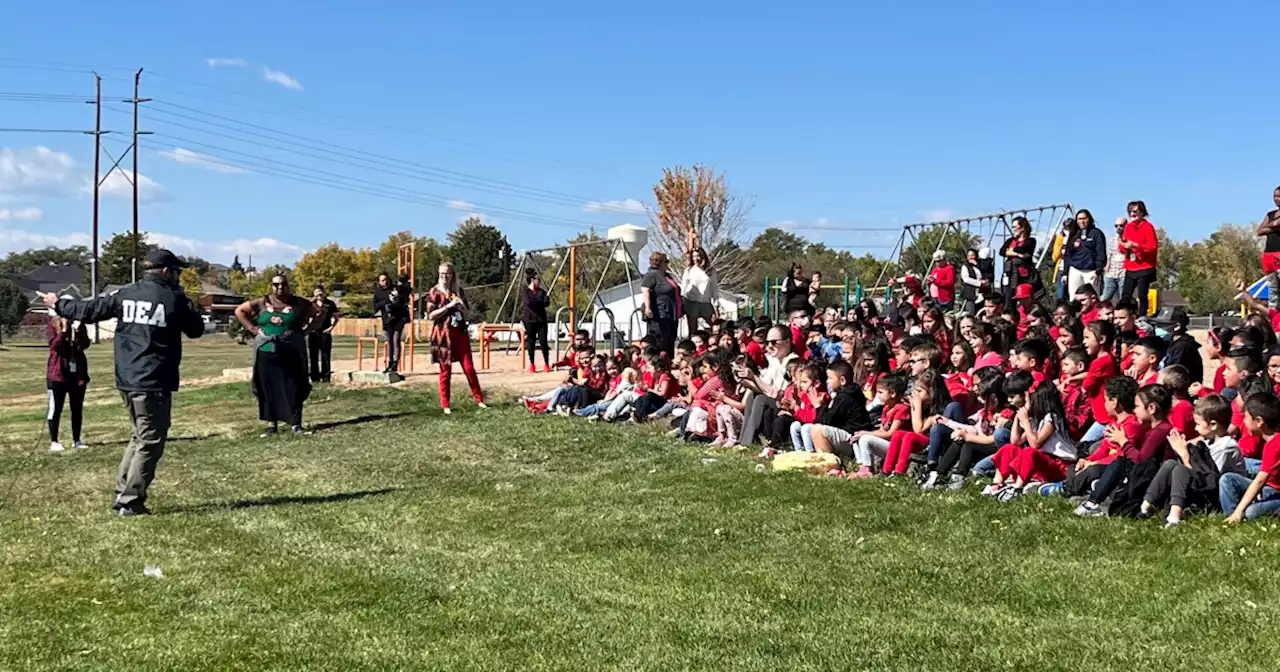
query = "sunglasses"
xmin=766 ymin=339 xmax=785 ymax=345
xmin=272 ymin=282 xmax=287 ymax=288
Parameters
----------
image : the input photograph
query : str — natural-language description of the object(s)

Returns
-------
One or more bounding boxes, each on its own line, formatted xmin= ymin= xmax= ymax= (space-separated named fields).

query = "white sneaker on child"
xmin=980 ymin=483 xmax=1002 ymax=497
xmin=49 ymin=441 xmax=65 ymax=453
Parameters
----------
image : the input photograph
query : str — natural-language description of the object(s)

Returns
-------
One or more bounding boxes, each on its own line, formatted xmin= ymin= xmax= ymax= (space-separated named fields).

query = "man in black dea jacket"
xmin=43 ymin=249 xmax=205 ymax=516
xmin=809 ymin=359 xmax=873 ymax=460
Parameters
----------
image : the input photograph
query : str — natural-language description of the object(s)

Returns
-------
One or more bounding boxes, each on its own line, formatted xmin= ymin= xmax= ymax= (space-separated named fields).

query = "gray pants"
xmin=384 ymin=328 xmax=404 ymax=365
xmin=739 ymin=394 xmax=777 ymax=446
xmin=115 ymin=391 xmax=172 ymax=508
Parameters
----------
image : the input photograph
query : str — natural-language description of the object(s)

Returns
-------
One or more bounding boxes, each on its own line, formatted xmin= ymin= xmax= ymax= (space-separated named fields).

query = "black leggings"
xmin=524 ymin=321 xmax=549 ymax=366
xmin=1143 ymin=459 xmax=1194 ymax=510
xmin=937 ymin=440 xmax=995 ymax=478
xmin=47 ymin=381 xmax=85 ymax=444
xmin=1122 ymin=268 xmax=1157 ymax=316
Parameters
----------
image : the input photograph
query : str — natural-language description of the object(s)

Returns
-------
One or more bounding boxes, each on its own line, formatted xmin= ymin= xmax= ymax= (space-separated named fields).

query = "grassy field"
xmin=2 ymin=343 xmax=1280 ymax=670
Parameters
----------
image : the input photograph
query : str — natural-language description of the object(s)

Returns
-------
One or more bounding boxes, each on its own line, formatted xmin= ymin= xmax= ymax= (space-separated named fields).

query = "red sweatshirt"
xmin=742 ymin=338 xmax=766 ymax=368
xmin=1083 ymin=351 xmax=1117 ymax=422
xmin=1060 ymin=380 xmax=1091 ymax=440
xmin=1128 ymin=420 xmax=1172 ymax=463
xmin=1085 ymin=414 xmax=1146 ymax=466
xmin=931 ymin=263 xmax=956 ymax=304
xmin=1121 ymin=218 xmax=1158 ymax=272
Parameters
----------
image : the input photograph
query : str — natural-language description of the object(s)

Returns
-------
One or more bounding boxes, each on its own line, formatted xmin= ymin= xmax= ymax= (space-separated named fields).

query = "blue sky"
xmin=1 ymin=1 xmax=1276 ymax=267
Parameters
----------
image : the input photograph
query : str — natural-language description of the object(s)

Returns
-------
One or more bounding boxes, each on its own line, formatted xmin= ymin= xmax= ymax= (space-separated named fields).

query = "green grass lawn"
xmin=2 ymin=346 xmax=1280 ymax=670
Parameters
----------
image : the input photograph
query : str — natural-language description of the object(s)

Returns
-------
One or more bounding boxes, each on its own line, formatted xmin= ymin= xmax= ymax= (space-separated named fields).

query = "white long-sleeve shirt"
xmin=681 ymin=265 xmax=720 ymax=304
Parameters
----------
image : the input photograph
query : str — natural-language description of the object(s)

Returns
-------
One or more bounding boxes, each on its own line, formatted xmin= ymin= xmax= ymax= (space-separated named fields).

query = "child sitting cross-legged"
xmin=1160 ymin=364 xmax=1197 ymax=439
xmin=808 ymin=359 xmax=874 ymax=475
xmin=1043 ymin=377 xmax=1143 ymax=499
xmin=574 ymin=366 xmax=638 ymax=419
xmin=881 ymin=369 xmax=952 ymax=477
xmin=1139 ymin=394 xmax=1244 ymax=528
xmin=984 ymin=382 xmax=1077 ymax=502
xmin=847 ymin=374 xmax=909 ymax=478
xmin=1221 ymin=391 xmax=1280 ymax=523
xmin=761 ymin=359 xmax=805 ymax=455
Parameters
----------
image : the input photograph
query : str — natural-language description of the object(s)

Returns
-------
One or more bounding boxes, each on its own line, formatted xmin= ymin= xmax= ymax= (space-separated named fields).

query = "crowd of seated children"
xmin=525 ymin=265 xmax=1280 ymax=526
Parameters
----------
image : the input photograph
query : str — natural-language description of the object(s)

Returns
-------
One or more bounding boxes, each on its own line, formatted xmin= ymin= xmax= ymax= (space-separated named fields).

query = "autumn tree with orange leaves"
xmin=650 ymin=164 xmax=752 ymax=291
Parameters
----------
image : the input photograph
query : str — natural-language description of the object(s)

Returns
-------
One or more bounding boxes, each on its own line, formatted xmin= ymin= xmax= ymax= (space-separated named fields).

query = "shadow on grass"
xmin=171 ymin=487 xmax=401 ymax=514
xmin=308 ymin=411 xmax=417 ymax=432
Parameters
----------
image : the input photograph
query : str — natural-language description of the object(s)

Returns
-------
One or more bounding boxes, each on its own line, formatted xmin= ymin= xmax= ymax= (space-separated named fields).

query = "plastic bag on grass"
xmin=770 ymin=452 xmax=840 ymax=475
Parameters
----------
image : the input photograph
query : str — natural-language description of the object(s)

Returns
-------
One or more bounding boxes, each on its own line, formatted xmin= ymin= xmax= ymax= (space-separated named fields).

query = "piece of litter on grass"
xmin=701 ymin=458 xmax=717 ymax=464
xmin=755 ymin=464 xmax=766 ymax=474
xmin=90 ymin=599 xmax=102 ymax=605
xmin=143 ymin=565 xmax=163 ymax=579
xmin=713 ymin=528 xmax=724 ymax=536
xmin=648 ymin=468 xmax=657 ymax=474
xmin=855 ymin=537 xmax=866 ymax=546
xmin=1246 ymin=600 xmax=1258 ymax=609
xmin=1239 ymin=547 xmax=1248 ymax=557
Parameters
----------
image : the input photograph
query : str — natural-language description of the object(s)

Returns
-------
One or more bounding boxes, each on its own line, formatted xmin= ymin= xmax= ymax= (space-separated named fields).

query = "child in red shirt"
xmin=1081 ymin=320 xmax=1118 ymax=434
xmin=1159 ymin=364 xmax=1197 ymax=439
xmin=1057 ymin=347 xmax=1092 ymax=440
xmin=1051 ymin=376 xmax=1143 ymax=498
xmin=1222 ymin=392 xmax=1280 ymax=524
xmin=883 ymin=370 xmax=952 ymax=476
xmin=1126 ymin=336 xmax=1162 ymax=386
xmin=847 ymin=375 xmax=910 ymax=478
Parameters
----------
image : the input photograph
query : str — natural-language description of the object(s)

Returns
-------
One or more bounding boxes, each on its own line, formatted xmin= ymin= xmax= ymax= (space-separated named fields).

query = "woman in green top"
xmin=234 ymin=274 xmax=317 ymax=436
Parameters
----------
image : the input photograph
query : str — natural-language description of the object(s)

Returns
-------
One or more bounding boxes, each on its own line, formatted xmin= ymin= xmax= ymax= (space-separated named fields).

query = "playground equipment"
xmin=868 ymin=204 xmax=1074 ymax=298
xmin=396 ymin=242 xmax=416 ymax=373
xmin=761 ymin=275 xmax=865 ymax=319
xmin=355 ymin=336 xmax=381 ymax=371
xmin=488 ymin=228 xmax=647 ymax=369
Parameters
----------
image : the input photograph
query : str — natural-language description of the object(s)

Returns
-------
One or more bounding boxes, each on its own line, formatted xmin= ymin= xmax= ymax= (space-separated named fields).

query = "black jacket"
xmin=56 ymin=276 xmax=204 ymax=393
xmin=519 ymin=285 xmax=550 ymax=323
xmin=816 ymin=385 xmax=873 ymax=435
xmin=1062 ymin=226 xmax=1108 ymax=273
xmin=373 ymin=285 xmax=410 ymax=330
xmin=1163 ymin=333 xmax=1204 ymax=384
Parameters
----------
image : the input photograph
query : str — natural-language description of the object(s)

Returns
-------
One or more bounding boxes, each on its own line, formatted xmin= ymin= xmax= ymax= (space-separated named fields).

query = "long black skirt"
xmin=253 ymin=348 xmax=310 ymax=425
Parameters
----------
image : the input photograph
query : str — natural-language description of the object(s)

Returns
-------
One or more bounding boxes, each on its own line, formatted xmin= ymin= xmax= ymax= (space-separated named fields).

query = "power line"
xmin=0 ymin=128 xmax=90 ymax=134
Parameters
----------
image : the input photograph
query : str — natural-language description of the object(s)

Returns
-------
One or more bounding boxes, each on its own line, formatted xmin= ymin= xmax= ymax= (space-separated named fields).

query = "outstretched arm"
xmin=47 ymin=293 xmax=119 ymax=325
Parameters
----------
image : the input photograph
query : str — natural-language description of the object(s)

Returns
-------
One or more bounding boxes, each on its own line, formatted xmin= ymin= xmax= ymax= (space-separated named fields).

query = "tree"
xmin=650 ymin=164 xmax=752 ymax=291
xmin=447 ymin=217 xmax=513 ymax=287
xmin=179 ymin=255 xmax=211 ymax=277
xmin=0 ymin=279 xmax=26 ymax=342
xmin=292 ymin=243 xmax=359 ymax=292
xmin=897 ymin=224 xmax=982 ymax=276
xmin=230 ymin=255 xmax=244 ymax=273
xmin=1177 ymin=224 xmax=1262 ymax=314
xmin=227 ymin=269 xmax=269 ymax=298
xmin=179 ymin=267 xmax=202 ymax=303
xmin=0 ymin=246 xmax=91 ymax=278
xmin=99 ymin=231 xmax=157 ymax=285
xmin=1156 ymin=228 xmax=1191 ymax=290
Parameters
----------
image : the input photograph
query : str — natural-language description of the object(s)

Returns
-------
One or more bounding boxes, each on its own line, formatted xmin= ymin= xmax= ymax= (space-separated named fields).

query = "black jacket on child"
xmin=816 ymin=385 xmax=873 ymax=435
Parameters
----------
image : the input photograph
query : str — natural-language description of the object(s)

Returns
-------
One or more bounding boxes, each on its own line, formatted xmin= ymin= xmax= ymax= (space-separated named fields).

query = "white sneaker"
xmin=477 ymin=402 xmax=488 ymax=409
xmin=72 ymin=441 xmax=88 ymax=450
xmin=980 ymin=483 xmax=1003 ymax=497
xmin=442 ymin=408 xmax=452 ymax=415
xmin=920 ymin=472 xmax=939 ymax=491
xmin=49 ymin=441 xmax=65 ymax=453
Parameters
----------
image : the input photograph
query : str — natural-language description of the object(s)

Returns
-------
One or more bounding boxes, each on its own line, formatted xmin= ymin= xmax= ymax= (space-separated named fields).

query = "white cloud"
xmin=157 ymin=147 xmax=247 ymax=174
xmin=773 ymin=219 xmax=797 ymax=232
xmin=0 ymin=227 xmax=91 ymax=256
xmin=134 ymin=232 xmax=305 ymax=266
xmin=0 ymin=146 xmax=80 ymax=198
xmin=206 ymin=57 xmax=248 ymax=68
xmin=457 ymin=213 xmax=498 ymax=227
xmin=0 ymin=206 xmax=43 ymax=222
xmin=446 ymin=199 xmax=475 ymax=210
xmin=917 ymin=208 xmax=955 ymax=222
xmin=262 ymin=67 xmax=303 ymax=90
xmin=95 ymin=170 xmax=170 ymax=204
xmin=582 ymin=198 xmax=647 ymax=214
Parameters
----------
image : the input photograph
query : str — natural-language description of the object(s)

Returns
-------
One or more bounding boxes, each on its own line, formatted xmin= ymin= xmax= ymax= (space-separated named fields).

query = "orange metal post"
xmin=568 ymin=245 xmax=577 ymax=335
xmin=356 ymin=336 xmax=381 ymax=371
xmin=396 ymin=242 xmax=416 ymax=373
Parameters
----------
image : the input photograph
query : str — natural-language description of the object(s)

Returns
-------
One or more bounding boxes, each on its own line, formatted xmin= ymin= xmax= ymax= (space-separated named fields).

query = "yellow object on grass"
xmin=771 ymin=451 xmax=841 ymax=475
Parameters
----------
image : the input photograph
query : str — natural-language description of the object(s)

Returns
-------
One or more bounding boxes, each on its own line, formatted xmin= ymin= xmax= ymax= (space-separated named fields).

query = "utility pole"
xmin=85 ymin=74 xmax=105 ymax=343
xmin=126 ymin=68 xmax=152 ymax=283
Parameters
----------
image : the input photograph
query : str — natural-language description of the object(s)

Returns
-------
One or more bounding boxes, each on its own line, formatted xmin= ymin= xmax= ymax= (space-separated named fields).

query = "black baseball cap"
xmin=1150 ymin=305 xmax=1189 ymax=328
xmin=142 ymin=248 xmax=189 ymax=270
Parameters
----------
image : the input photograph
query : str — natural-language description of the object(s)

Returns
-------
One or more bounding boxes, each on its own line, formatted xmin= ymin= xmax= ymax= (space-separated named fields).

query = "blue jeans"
xmin=1081 ymin=421 xmax=1107 ymax=444
xmin=1245 ymin=458 xmax=1262 ymax=477
xmin=1056 ymin=275 xmax=1068 ymax=301
xmin=575 ymin=402 xmax=605 ymax=417
xmin=970 ymin=426 xmax=1012 ymax=477
xmin=790 ymin=421 xmax=815 ymax=452
xmin=1100 ymin=276 xmax=1122 ymax=304
xmin=927 ymin=402 xmax=970 ymax=462
xmin=649 ymin=401 xmax=680 ymax=420
xmin=1219 ymin=473 xmax=1280 ymax=520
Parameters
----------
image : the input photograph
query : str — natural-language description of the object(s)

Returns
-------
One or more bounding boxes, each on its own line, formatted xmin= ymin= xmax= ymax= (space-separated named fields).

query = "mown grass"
xmin=1 ymin=355 xmax=1279 ymax=669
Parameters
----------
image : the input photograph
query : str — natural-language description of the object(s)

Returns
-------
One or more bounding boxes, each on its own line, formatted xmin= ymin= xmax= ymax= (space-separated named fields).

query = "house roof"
xmin=199 ymin=283 xmax=242 ymax=298
xmin=16 ymin=264 xmax=86 ymax=290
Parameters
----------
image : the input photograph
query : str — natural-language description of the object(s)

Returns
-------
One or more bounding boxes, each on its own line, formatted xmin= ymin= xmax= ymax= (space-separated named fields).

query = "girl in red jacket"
xmin=1119 ymin=200 xmax=1159 ymax=317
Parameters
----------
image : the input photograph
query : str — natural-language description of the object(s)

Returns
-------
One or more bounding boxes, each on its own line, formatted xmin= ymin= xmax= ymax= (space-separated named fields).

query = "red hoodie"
xmin=1083 ymin=351 xmax=1117 ymax=422
xmin=931 ymin=263 xmax=956 ymax=305
xmin=1121 ymin=218 xmax=1158 ymax=273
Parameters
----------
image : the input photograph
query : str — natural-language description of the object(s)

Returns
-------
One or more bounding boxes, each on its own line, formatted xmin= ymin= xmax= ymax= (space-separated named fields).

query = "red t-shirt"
xmin=862 ymin=372 xmax=883 ymax=401
xmin=1028 ymin=369 xmax=1047 ymax=392
xmin=642 ymin=370 xmax=678 ymax=398
xmin=1080 ymin=307 xmax=1099 ymax=326
xmin=1169 ymin=398 xmax=1196 ymax=438
xmin=1060 ymin=381 xmax=1091 ymax=440
xmin=1121 ymin=218 xmax=1158 ymax=272
xmin=1262 ymin=434 xmax=1280 ymax=490
xmin=795 ymin=392 xmax=819 ymax=424
xmin=931 ymin=264 xmax=956 ymax=304
xmin=1085 ymin=414 xmax=1146 ymax=466
xmin=1198 ymin=364 xmax=1227 ymax=398
xmin=880 ymin=402 xmax=910 ymax=430
xmin=742 ymin=339 xmax=766 ymax=367
xmin=1138 ymin=371 xmax=1159 ymax=387
xmin=789 ymin=325 xmax=806 ymax=360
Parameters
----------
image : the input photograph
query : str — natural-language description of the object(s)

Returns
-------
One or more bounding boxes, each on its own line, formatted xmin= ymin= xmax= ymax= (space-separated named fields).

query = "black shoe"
xmin=292 ymin=425 xmax=311 ymax=436
xmin=118 ymin=504 xmax=152 ymax=517
xmin=260 ymin=426 xmax=279 ymax=438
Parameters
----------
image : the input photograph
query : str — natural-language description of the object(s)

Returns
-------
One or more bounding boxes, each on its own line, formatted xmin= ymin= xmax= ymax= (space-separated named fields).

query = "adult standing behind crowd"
xmin=426 ymin=262 xmax=486 ymax=414
xmin=928 ymin=251 xmax=956 ymax=312
xmin=373 ymin=272 xmax=411 ymax=374
xmin=518 ymin=268 xmax=551 ymax=373
xmin=45 ymin=306 xmax=90 ymax=452
xmin=958 ymin=249 xmax=983 ymax=315
xmin=735 ymin=326 xmax=798 ymax=446
xmin=640 ymin=252 xmax=682 ymax=357
xmin=43 ymin=248 xmax=205 ymax=517
xmin=680 ymin=247 xmax=720 ymax=335
xmin=780 ymin=263 xmax=812 ymax=316
xmin=235 ymin=274 xmax=317 ymax=437
xmin=1100 ymin=220 xmax=1127 ymax=303
xmin=1062 ymin=208 xmax=1108 ymax=296
xmin=308 ymin=284 xmax=340 ymax=383
xmin=1119 ymin=200 xmax=1159 ymax=316
xmin=1255 ymin=186 xmax=1280 ymax=309
xmin=1000 ymin=216 xmax=1037 ymax=304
